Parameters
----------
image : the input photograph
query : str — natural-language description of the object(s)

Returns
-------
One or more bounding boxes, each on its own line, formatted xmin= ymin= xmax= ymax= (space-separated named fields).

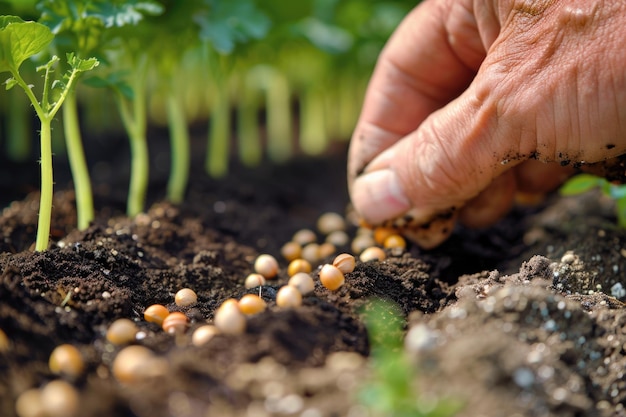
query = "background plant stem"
xmin=166 ymin=91 xmax=190 ymax=203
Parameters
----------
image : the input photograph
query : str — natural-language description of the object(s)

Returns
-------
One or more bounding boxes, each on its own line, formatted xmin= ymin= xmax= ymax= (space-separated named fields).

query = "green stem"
xmin=63 ymin=89 xmax=94 ymax=230
xmin=236 ymin=77 xmax=262 ymax=167
xmin=166 ymin=91 xmax=190 ymax=203
xmin=206 ymin=84 xmax=230 ymax=178
xmin=35 ymin=118 xmax=53 ymax=251
xmin=299 ymin=86 xmax=327 ymax=156
xmin=266 ymin=70 xmax=292 ymax=163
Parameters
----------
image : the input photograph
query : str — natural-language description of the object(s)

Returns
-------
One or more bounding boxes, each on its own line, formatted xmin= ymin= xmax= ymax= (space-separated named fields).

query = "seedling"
xmin=360 ymin=299 xmax=461 ymax=417
xmin=560 ymin=174 xmax=626 ymax=227
xmin=0 ymin=16 xmax=98 ymax=251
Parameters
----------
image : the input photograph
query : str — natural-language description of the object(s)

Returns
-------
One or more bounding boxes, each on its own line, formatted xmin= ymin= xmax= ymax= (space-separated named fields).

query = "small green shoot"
xmin=560 ymin=173 xmax=626 ymax=228
xmin=360 ymin=299 xmax=461 ymax=417
xmin=0 ymin=16 xmax=98 ymax=251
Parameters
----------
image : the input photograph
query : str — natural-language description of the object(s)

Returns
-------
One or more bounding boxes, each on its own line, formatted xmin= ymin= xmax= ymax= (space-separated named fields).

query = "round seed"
xmin=112 ymin=345 xmax=162 ymax=384
xmin=191 ymin=325 xmax=219 ymax=347
xmin=287 ymin=258 xmax=312 ymax=276
xmin=238 ymin=294 xmax=267 ymax=315
xmin=288 ymin=272 xmax=315 ymax=295
xmin=374 ymin=226 xmax=398 ymax=245
xmin=301 ymin=243 xmax=320 ymax=263
xmin=317 ymin=212 xmax=346 ymax=234
xmin=49 ymin=344 xmax=85 ymax=380
xmin=383 ymin=234 xmax=406 ymax=249
xmin=15 ymin=388 xmax=44 ymax=417
xmin=40 ymin=380 xmax=79 ymax=417
xmin=143 ymin=304 xmax=169 ymax=326
xmin=332 ymin=253 xmax=355 ymax=274
xmin=214 ymin=299 xmax=246 ymax=334
xmin=292 ymin=229 xmax=317 ymax=245
xmin=175 ymin=288 xmax=198 ymax=307
xmin=359 ymin=246 xmax=386 ymax=262
xmin=319 ymin=264 xmax=345 ymax=291
xmin=326 ymin=230 xmax=349 ymax=247
xmin=280 ymin=241 xmax=302 ymax=262
xmin=254 ymin=254 xmax=279 ymax=279
xmin=162 ymin=312 xmax=188 ymax=334
xmin=106 ymin=318 xmax=138 ymax=345
xmin=318 ymin=242 xmax=336 ymax=259
xmin=244 ymin=273 xmax=267 ymax=289
xmin=351 ymin=234 xmax=375 ymax=255
xmin=276 ymin=285 xmax=302 ymax=308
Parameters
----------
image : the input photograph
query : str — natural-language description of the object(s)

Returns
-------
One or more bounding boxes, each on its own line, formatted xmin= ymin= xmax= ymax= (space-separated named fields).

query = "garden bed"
xmin=0 ymin=131 xmax=625 ymax=417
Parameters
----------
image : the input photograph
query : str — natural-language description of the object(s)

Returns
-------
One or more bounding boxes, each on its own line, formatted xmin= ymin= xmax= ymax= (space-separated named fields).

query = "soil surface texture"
xmin=1 ymin=131 xmax=625 ymax=417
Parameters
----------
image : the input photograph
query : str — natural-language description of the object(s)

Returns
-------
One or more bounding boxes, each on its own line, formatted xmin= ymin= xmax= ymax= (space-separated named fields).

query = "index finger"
xmin=348 ymin=0 xmax=491 ymax=182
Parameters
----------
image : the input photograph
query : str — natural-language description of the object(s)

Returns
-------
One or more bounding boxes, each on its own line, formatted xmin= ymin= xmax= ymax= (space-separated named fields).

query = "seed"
xmin=0 ymin=328 xmax=9 ymax=352
xmin=374 ymin=226 xmax=398 ymax=245
xmin=301 ymin=243 xmax=320 ymax=263
xmin=15 ymin=388 xmax=44 ymax=417
xmin=326 ymin=230 xmax=349 ymax=246
xmin=238 ymin=294 xmax=267 ymax=315
xmin=317 ymin=212 xmax=346 ymax=234
xmin=112 ymin=345 xmax=161 ymax=384
xmin=351 ymin=234 xmax=375 ymax=254
xmin=280 ymin=241 xmax=302 ymax=262
xmin=292 ymin=229 xmax=317 ymax=245
xmin=254 ymin=254 xmax=279 ymax=279
xmin=287 ymin=258 xmax=312 ymax=276
xmin=383 ymin=234 xmax=406 ymax=249
xmin=288 ymin=272 xmax=315 ymax=295
xmin=40 ymin=380 xmax=79 ymax=417
xmin=276 ymin=285 xmax=302 ymax=308
xmin=191 ymin=325 xmax=220 ymax=347
xmin=332 ymin=253 xmax=355 ymax=274
xmin=319 ymin=264 xmax=345 ymax=291
xmin=49 ymin=344 xmax=85 ymax=379
xmin=214 ymin=299 xmax=246 ymax=334
xmin=318 ymin=242 xmax=336 ymax=259
xmin=359 ymin=246 xmax=386 ymax=262
xmin=143 ymin=304 xmax=169 ymax=326
xmin=106 ymin=318 xmax=138 ymax=345
xmin=244 ymin=273 xmax=267 ymax=289
xmin=162 ymin=312 xmax=188 ymax=334
xmin=175 ymin=288 xmax=198 ymax=307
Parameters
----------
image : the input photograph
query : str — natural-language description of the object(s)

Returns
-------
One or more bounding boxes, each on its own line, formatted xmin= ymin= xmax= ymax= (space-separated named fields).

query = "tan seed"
xmin=15 ymin=388 xmax=44 ymax=417
xmin=276 ymin=285 xmax=302 ymax=308
xmin=325 ymin=230 xmax=349 ymax=246
xmin=143 ymin=304 xmax=169 ymax=326
xmin=214 ymin=300 xmax=246 ymax=334
xmin=318 ymin=242 xmax=336 ymax=259
xmin=332 ymin=253 xmax=356 ymax=274
xmin=383 ymin=234 xmax=406 ymax=249
xmin=175 ymin=288 xmax=198 ymax=307
xmin=301 ymin=243 xmax=320 ymax=263
xmin=244 ymin=273 xmax=267 ymax=289
xmin=112 ymin=345 xmax=158 ymax=384
xmin=292 ymin=229 xmax=317 ymax=245
xmin=317 ymin=212 xmax=346 ymax=234
xmin=40 ymin=380 xmax=79 ymax=417
xmin=288 ymin=272 xmax=315 ymax=295
xmin=49 ymin=344 xmax=85 ymax=379
xmin=239 ymin=294 xmax=267 ymax=315
xmin=351 ymin=234 xmax=375 ymax=254
xmin=280 ymin=241 xmax=302 ymax=262
xmin=162 ymin=312 xmax=188 ymax=334
xmin=287 ymin=258 xmax=312 ymax=276
xmin=106 ymin=318 xmax=138 ymax=345
xmin=319 ymin=264 xmax=345 ymax=291
xmin=254 ymin=254 xmax=279 ymax=279
xmin=191 ymin=325 xmax=219 ymax=347
xmin=359 ymin=246 xmax=386 ymax=262
xmin=374 ymin=226 xmax=398 ymax=245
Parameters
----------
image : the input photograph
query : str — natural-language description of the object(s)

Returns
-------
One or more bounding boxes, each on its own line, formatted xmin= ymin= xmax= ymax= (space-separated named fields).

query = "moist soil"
xmin=1 ymin=130 xmax=625 ymax=417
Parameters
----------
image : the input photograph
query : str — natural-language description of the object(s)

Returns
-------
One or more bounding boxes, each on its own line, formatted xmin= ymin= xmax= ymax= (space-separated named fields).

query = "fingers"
xmin=348 ymin=0 xmax=485 ymax=184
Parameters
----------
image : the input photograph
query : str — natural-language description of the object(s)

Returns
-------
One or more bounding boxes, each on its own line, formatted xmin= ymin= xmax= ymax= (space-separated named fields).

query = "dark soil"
xmin=1 ymin=130 xmax=625 ymax=417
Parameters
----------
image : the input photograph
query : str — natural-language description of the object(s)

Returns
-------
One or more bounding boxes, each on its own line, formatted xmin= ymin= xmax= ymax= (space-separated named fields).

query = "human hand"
xmin=348 ymin=0 xmax=626 ymax=248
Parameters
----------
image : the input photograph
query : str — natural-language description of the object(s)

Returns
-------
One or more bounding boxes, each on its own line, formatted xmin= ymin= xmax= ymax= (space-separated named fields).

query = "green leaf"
xmin=616 ymin=196 xmax=626 ymax=228
xmin=0 ymin=16 xmax=54 ymax=73
xmin=559 ymin=174 xmax=604 ymax=196
xmin=91 ymin=0 xmax=163 ymax=28
xmin=195 ymin=0 xmax=271 ymax=54
xmin=66 ymin=52 xmax=99 ymax=72
xmin=4 ymin=76 xmax=16 ymax=89
xmin=83 ymin=72 xmax=133 ymax=99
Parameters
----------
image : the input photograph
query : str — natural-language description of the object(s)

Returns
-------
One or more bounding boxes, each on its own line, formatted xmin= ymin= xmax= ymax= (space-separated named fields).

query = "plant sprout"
xmin=560 ymin=173 xmax=626 ymax=227
xmin=0 ymin=16 xmax=98 ymax=251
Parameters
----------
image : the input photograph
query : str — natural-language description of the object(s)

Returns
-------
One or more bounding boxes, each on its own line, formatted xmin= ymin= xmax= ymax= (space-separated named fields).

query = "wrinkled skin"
xmin=348 ymin=0 xmax=626 ymax=248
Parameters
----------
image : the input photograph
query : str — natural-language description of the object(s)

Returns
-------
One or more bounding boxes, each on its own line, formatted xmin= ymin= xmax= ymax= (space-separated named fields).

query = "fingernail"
xmin=352 ymin=169 xmax=411 ymax=224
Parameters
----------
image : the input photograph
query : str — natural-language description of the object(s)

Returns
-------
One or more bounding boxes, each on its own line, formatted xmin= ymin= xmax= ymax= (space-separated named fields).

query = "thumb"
xmin=351 ymin=88 xmax=524 ymax=237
